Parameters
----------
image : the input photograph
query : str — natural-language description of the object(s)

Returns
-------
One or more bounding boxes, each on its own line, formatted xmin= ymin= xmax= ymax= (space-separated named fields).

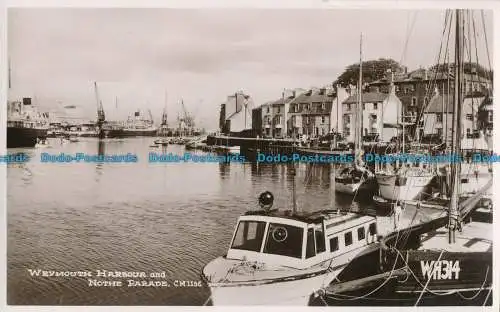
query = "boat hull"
xmin=335 ymin=181 xmax=361 ymax=194
xmin=104 ymin=129 xmax=157 ymax=138
xmin=376 ymin=174 xmax=434 ymax=201
xmin=206 ymin=267 xmax=342 ymax=305
xmin=7 ymin=127 xmax=48 ymax=148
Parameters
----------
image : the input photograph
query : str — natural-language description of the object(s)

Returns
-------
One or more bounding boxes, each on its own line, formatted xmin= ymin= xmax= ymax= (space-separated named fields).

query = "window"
xmin=437 ymin=128 xmax=443 ymax=137
xmin=315 ymin=227 xmax=326 ymax=254
xmin=344 ymin=115 xmax=351 ymax=124
xmin=363 ymin=103 xmax=366 ymax=110
xmin=346 ymin=104 xmax=351 ymax=111
xmin=344 ymin=232 xmax=353 ymax=246
xmin=412 ymin=97 xmax=417 ymax=106
xmin=369 ymin=223 xmax=377 ymax=235
xmin=306 ymin=228 xmax=315 ymax=259
xmin=322 ymin=116 xmax=326 ymax=123
xmin=437 ymin=114 xmax=443 ymax=123
xmin=263 ymin=223 xmax=304 ymax=259
xmin=489 ymin=113 xmax=493 ymax=123
xmin=266 ymin=107 xmax=270 ymax=113
xmin=357 ymin=227 xmax=365 ymax=240
xmin=322 ymin=128 xmax=325 ymax=135
xmin=330 ymin=237 xmax=339 ymax=252
xmin=466 ymin=114 xmax=473 ymax=121
xmin=322 ymin=103 xmax=326 ymax=110
xmin=231 ymin=221 xmax=267 ymax=252
xmin=373 ymin=103 xmax=378 ymax=110
xmin=277 ymin=107 xmax=281 ymax=114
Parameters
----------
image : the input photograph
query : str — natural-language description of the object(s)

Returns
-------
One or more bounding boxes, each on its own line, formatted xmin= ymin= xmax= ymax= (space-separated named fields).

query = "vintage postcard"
xmin=2 ymin=0 xmax=498 ymax=310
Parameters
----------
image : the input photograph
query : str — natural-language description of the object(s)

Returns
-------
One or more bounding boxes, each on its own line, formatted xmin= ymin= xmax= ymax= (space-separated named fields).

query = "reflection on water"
xmin=7 ymin=137 xmax=368 ymax=305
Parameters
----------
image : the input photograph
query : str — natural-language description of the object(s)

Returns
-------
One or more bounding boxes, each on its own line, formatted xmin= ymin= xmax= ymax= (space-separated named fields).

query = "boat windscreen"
xmin=230 ymin=221 xmax=266 ymax=252
xmin=263 ymin=223 xmax=304 ymax=259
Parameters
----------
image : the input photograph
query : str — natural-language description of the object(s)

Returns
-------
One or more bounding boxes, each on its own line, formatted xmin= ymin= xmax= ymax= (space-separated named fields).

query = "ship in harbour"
xmin=7 ymin=97 xmax=49 ymax=148
xmin=103 ymin=109 xmax=157 ymax=138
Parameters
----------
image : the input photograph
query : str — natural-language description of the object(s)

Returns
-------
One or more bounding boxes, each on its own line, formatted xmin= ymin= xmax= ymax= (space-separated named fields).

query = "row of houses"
xmin=218 ymin=68 xmax=493 ymax=144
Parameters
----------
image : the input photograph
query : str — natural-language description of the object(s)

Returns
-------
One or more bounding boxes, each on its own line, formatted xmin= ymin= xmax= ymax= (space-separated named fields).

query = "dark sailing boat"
xmin=321 ymin=10 xmax=492 ymax=306
xmin=335 ymin=34 xmax=376 ymax=195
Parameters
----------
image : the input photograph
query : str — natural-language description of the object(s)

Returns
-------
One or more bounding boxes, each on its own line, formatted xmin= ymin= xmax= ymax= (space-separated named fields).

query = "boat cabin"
xmin=226 ymin=210 xmax=378 ymax=270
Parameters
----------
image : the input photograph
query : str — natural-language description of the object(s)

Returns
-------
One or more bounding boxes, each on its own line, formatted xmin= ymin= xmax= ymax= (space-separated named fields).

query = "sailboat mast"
xmin=356 ymin=33 xmax=363 ymax=166
xmin=8 ymin=57 xmax=12 ymax=89
xmin=448 ymin=9 xmax=464 ymax=244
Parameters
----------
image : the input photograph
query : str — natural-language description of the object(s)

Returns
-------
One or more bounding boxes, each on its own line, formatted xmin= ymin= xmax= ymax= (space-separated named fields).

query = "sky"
xmin=7 ymin=9 xmax=493 ymax=130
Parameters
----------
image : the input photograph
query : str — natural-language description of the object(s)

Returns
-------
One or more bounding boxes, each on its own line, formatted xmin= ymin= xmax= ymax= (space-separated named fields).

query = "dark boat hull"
xmin=7 ymin=127 xmax=48 ymax=148
xmin=104 ymin=129 xmax=157 ymax=138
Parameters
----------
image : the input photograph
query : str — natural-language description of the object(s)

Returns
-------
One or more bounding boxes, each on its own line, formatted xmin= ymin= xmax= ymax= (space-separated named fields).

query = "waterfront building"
xmin=342 ymin=84 xmax=402 ymax=143
xmin=422 ymin=92 xmax=488 ymax=148
xmin=287 ymin=87 xmax=335 ymax=139
xmin=254 ymin=86 xmax=349 ymax=140
xmin=219 ymin=91 xmax=254 ymax=135
xmin=369 ymin=68 xmax=492 ymax=124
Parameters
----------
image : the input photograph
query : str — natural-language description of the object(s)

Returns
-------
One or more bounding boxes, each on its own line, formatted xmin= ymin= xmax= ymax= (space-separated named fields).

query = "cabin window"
xmin=263 ymin=223 xmax=304 ymax=259
xmin=315 ymin=226 xmax=326 ymax=254
xmin=330 ymin=237 xmax=339 ymax=252
xmin=344 ymin=232 xmax=353 ymax=246
xmin=306 ymin=229 xmax=316 ymax=259
xmin=369 ymin=223 xmax=377 ymax=235
xmin=231 ymin=221 xmax=266 ymax=252
xmin=357 ymin=227 xmax=365 ymax=240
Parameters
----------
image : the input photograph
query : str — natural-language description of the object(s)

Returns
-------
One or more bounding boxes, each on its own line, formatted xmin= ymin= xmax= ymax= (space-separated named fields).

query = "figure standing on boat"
xmin=393 ymin=200 xmax=402 ymax=230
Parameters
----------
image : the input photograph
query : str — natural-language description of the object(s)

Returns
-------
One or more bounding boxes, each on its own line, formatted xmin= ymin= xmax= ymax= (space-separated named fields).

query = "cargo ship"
xmin=7 ymin=97 xmax=49 ymax=148
xmin=103 ymin=110 xmax=156 ymax=138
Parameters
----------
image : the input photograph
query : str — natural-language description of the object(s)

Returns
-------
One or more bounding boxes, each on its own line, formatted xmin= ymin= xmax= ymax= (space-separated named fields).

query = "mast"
xmin=161 ymin=90 xmax=168 ymax=126
xmin=356 ymin=33 xmax=363 ymax=166
xmin=8 ymin=57 xmax=12 ymax=89
xmin=448 ymin=9 xmax=463 ymax=244
xmin=94 ymin=82 xmax=105 ymax=124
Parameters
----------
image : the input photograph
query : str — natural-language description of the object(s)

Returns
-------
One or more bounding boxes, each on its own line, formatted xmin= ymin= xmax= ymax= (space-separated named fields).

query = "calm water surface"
xmin=7 ymin=137 xmax=369 ymax=305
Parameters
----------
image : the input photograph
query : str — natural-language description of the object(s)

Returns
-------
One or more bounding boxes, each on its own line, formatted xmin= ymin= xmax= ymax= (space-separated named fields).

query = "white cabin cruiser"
xmin=201 ymin=191 xmax=379 ymax=305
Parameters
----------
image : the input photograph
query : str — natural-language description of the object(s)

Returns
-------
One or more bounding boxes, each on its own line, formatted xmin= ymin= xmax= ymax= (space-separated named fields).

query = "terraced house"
xmin=342 ymin=84 xmax=402 ymax=143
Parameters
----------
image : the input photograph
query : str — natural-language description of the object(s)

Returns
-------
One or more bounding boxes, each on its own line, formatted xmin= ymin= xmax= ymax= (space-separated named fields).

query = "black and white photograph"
xmin=3 ymin=2 xmax=497 ymax=308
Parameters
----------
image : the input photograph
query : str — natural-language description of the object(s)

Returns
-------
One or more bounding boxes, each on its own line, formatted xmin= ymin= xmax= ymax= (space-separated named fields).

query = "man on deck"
xmin=393 ymin=201 xmax=403 ymax=230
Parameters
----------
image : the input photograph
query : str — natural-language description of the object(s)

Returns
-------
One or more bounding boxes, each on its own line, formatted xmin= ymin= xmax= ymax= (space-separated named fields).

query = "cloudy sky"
xmin=8 ymin=9 xmax=493 ymax=129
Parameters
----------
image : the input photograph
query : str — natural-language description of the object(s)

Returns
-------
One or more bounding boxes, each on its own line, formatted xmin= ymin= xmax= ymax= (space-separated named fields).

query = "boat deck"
xmin=419 ymin=221 xmax=492 ymax=252
xmin=376 ymin=203 xmax=446 ymax=237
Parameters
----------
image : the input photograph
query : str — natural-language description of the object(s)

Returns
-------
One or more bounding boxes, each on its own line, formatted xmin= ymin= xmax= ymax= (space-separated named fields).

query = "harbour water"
xmin=7 ymin=137 xmax=370 ymax=305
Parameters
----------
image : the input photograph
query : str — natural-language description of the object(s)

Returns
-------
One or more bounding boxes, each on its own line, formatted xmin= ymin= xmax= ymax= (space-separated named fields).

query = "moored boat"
xmin=334 ymin=35 xmax=376 ymax=196
xmin=7 ymin=98 xmax=49 ymax=148
xmin=202 ymin=191 xmax=380 ymax=305
xmin=375 ymin=166 xmax=435 ymax=201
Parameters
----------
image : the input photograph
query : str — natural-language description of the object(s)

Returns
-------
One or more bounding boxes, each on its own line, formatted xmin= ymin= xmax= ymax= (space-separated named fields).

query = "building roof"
xmin=343 ymin=92 xmax=389 ymax=104
xmin=370 ymin=69 xmax=491 ymax=86
xmin=287 ymin=89 xmax=335 ymax=114
xmin=425 ymin=94 xmax=486 ymax=113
